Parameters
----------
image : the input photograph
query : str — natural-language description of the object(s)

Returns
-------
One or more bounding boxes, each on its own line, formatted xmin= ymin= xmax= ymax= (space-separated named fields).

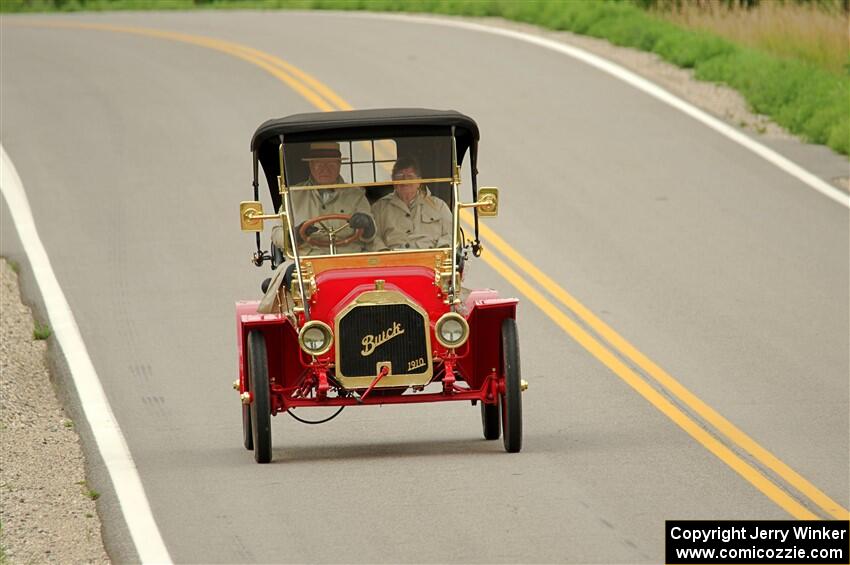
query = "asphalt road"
xmin=2 ymin=11 xmax=848 ymax=564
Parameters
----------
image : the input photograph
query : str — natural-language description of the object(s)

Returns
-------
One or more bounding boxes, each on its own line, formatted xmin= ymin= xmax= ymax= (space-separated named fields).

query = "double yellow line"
xmin=468 ymin=214 xmax=847 ymax=520
xmin=17 ymin=19 xmax=848 ymax=520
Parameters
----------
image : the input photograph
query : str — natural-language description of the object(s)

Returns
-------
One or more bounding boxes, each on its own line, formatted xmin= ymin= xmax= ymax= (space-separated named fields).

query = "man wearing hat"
xmin=259 ymin=141 xmax=379 ymax=312
xmin=271 ymin=141 xmax=377 ymax=256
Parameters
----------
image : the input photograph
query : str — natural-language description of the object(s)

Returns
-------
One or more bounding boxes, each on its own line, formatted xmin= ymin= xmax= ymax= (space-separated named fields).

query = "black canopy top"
xmin=251 ymin=108 xmax=480 ymax=210
xmin=251 ymin=108 xmax=479 ymax=151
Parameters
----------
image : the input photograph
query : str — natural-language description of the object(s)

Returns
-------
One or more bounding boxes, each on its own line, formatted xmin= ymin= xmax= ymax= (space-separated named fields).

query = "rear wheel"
xmin=500 ymin=318 xmax=522 ymax=453
xmin=242 ymin=394 xmax=253 ymax=451
xmin=247 ymin=330 xmax=272 ymax=463
xmin=481 ymin=401 xmax=500 ymax=440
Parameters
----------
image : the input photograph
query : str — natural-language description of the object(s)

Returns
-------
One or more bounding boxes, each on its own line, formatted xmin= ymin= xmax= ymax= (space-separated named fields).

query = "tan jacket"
xmin=271 ymin=177 xmax=377 ymax=256
xmin=260 ymin=179 xmax=379 ymax=314
xmin=371 ymin=188 xmax=453 ymax=250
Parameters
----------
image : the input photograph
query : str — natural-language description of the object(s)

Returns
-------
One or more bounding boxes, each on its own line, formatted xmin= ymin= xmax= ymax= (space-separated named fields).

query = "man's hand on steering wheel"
xmin=294 ymin=221 xmax=319 ymax=244
xmin=349 ymin=212 xmax=376 ymax=239
xmin=297 ymin=213 xmax=373 ymax=247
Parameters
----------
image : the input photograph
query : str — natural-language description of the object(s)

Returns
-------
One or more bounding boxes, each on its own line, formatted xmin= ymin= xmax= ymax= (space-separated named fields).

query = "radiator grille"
xmin=338 ymin=303 xmax=429 ymax=379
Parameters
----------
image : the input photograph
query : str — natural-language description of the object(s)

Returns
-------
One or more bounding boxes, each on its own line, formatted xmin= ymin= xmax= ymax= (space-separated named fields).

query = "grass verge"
xmin=651 ymin=0 xmax=848 ymax=75
xmin=2 ymin=0 xmax=848 ymax=156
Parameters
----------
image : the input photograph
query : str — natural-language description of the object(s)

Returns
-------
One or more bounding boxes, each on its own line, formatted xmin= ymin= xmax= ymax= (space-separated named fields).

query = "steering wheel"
xmin=299 ymin=214 xmax=364 ymax=247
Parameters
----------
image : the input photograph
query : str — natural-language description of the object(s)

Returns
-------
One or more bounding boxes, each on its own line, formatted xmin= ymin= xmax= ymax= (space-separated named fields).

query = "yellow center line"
xmin=11 ymin=21 xmax=339 ymax=111
xmin=15 ymin=20 xmax=847 ymax=520
xmin=478 ymin=248 xmax=818 ymax=520
xmin=459 ymin=210 xmax=850 ymax=520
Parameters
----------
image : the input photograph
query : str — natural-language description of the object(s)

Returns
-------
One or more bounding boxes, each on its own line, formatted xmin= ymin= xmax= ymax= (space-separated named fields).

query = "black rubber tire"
xmin=481 ymin=401 xmax=500 ymax=440
xmin=500 ymin=318 xmax=522 ymax=453
xmin=247 ymin=330 xmax=272 ymax=463
xmin=242 ymin=397 xmax=253 ymax=451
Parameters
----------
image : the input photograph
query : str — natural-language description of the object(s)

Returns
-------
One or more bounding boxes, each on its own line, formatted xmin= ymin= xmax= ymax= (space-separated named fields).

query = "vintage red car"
xmin=235 ymin=108 xmax=524 ymax=463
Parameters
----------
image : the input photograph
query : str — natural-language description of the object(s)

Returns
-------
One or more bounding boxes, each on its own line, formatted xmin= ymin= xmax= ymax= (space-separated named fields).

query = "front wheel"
xmin=481 ymin=401 xmax=500 ymax=440
xmin=247 ymin=330 xmax=272 ymax=463
xmin=500 ymin=318 xmax=522 ymax=453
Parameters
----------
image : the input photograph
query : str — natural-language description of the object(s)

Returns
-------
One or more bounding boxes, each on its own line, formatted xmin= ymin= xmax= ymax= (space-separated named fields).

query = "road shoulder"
xmin=0 ymin=258 xmax=109 ymax=564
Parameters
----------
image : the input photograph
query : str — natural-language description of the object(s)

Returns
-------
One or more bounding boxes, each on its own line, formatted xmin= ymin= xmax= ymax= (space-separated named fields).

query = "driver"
xmin=260 ymin=142 xmax=379 ymax=314
xmin=271 ymin=141 xmax=377 ymax=256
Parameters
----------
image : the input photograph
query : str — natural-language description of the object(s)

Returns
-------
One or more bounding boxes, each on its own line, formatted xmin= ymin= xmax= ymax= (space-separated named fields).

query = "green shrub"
xmin=696 ymin=46 xmax=848 ymax=150
xmin=33 ymin=322 xmax=51 ymax=340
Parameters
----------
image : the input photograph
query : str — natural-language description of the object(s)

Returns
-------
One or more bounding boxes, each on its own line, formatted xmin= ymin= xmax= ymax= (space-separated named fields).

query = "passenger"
xmin=371 ymin=157 xmax=452 ymax=250
xmin=271 ymin=141 xmax=376 ymax=256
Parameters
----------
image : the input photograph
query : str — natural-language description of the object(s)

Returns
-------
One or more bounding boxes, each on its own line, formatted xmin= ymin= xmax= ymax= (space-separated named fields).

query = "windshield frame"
xmin=277 ymin=132 xmax=463 ymax=320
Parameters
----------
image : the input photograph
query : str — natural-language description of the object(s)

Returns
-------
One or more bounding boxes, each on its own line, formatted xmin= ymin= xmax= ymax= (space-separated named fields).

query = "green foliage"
xmin=1 ymin=0 xmax=847 ymax=155
xmin=1 ymin=0 xmax=195 ymax=10
xmin=33 ymin=321 xmax=51 ymax=340
xmin=696 ymin=46 xmax=850 ymax=154
xmin=636 ymin=0 xmax=848 ymax=11
xmin=76 ymin=480 xmax=100 ymax=500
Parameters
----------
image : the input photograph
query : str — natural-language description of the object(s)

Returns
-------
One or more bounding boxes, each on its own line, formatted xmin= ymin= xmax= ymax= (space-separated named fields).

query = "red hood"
xmin=307 ymin=265 xmax=447 ymax=324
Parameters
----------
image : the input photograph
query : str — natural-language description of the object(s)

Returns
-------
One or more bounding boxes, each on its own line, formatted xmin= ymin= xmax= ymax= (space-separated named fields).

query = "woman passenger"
xmin=371 ymin=157 xmax=453 ymax=250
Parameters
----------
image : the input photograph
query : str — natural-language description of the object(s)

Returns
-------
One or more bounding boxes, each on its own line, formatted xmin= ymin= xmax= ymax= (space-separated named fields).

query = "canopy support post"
xmin=280 ymin=135 xmax=310 ymax=321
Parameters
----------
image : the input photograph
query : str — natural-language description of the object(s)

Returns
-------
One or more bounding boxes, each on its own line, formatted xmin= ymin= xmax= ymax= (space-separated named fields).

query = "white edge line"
xmin=1 ymin=145 xmax=173 ymax=565
xmin=357 ymin=12 xmax=850 ymax=209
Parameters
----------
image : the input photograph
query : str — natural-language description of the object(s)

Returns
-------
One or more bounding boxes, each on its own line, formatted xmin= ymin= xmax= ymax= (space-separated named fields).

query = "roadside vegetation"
xmin=3 ymin=0 xmax=847 ymax=156
xmin=76 ymin=481 xmax=101 ymax=501
xmin=650 ymin=0 xmax=848 ymax=74
xmin=32 ymin=321 xmax=51 ymax=340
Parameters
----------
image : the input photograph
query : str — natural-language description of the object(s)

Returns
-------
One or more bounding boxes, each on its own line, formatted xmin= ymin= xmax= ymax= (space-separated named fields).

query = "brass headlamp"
xmin=435 ymin=312 xmax=470 ymax=349
xmin=298 ymin=320 xmax=334 ymax=356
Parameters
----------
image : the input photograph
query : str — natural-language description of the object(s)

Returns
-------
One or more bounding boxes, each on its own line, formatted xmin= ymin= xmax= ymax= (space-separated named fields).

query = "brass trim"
xmin=300 ymin=261 xmax=317 ymax=298
xmin=449 ymin=133 xmax=461 ymax=310
xmin=434 ymin=312 xmax=470 ymax=348
xmin=286 ymin=177 xmax=453 ymax=192
xmin=240 ymin=201 xmax=281 ymax=231
xmin=283 ymin=240 xmax=452 ymax=262
xmin=437 ymin=256 xmax=460 ymax=297
xmin=374 ymin=279 xmax=385 ymax=290
xmin=298 ymin=320 xmax=334 ymax=356
xmin=476 ymin=187 xmax=499 ymax=217
xmin=279 ymin=150 xmax=311 ymax=320
xmin=301 ymin=248 xmax=450 ymax=275
xmin=458 ymin=189 xmax=499 ymax=216
xmin=333 ymin=290 xmax=433 ymax=389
